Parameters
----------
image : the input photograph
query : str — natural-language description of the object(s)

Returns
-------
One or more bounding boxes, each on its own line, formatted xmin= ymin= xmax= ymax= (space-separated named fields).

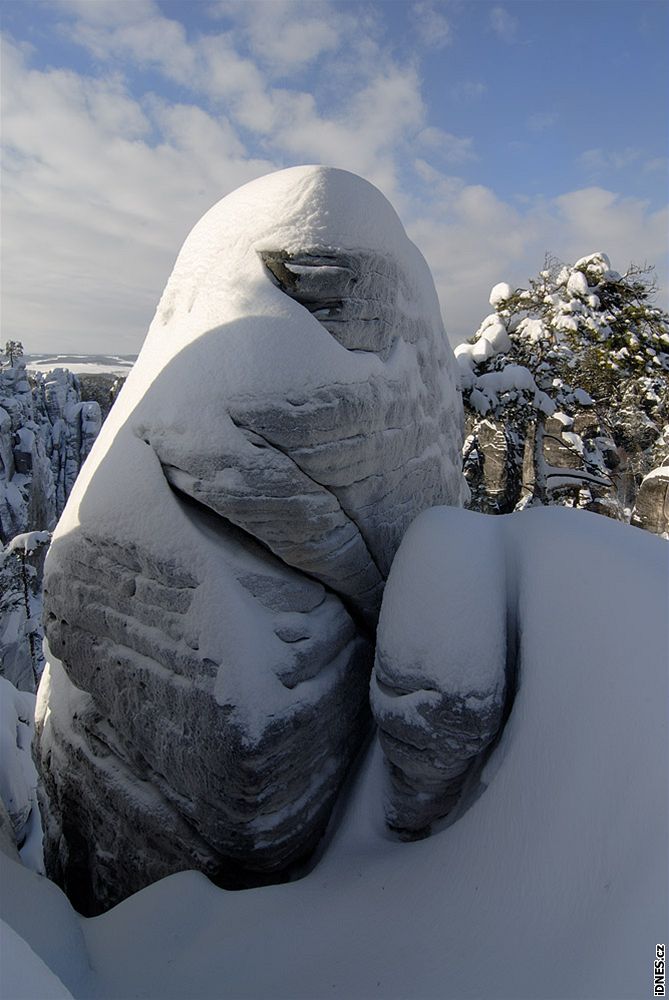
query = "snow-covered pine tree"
xmin=457 ymin=252 xmax=669 ymax=519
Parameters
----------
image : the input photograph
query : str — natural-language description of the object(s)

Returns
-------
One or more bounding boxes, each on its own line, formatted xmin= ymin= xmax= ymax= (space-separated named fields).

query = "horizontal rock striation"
xmin=34 ymin=166 xmax=466 ymax=913
xmin=38 ymin=499 xmax=374 ymax=915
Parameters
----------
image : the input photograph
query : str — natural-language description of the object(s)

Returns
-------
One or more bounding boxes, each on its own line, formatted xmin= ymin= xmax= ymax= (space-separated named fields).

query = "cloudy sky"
xmin=2 ymin=0 xmax=668 ymax=355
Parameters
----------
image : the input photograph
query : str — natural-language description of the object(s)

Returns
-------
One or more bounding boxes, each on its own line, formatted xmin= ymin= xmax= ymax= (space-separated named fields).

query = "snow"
xmin=42 ymin=165 xmax=464 ymax=740
xmin=468 ymin=386 xmax=491 ymax=414
xmin=470 ymin=334 xmax=494 ymax=362
xmin=373 ymin=506 xmax=506 ymax=693
xmin=14 ymin=428 xmax=35 ymax=452
xmin=479 ymin=319 xmax=511 ymax=353
xmin=7 ymin=531 xmax=51 ymax=554
xmin=0 ymin=846 xmax=90 ymax=997
xmin=453 ymin=342 xmax=475 ymax=369
xmin=567 ymin=271 xmax=589 ymax=297
xmin=641 ymin=464 xmax=669 ymax=483
xmin=472 ymin=365 xmax=555 ymax=415
xmin=489 ymin=281 xmax=513 ymax=307
xmin=53 ymin=165 xmax=457 ymax=548
xmin=555 ymin=313 xmax=579 ymax=332
xmin=0 ymin=678 xmax=42 ymax=870
xmin=0 ymin=920 xmax=74 ymax=999
xmin=455 ymin=314 xmax=511 ymax=370
xmin=561 ymin=430 xmax=585 ymax=455
xmin=2 ymin=507 xmax=666 ymax=999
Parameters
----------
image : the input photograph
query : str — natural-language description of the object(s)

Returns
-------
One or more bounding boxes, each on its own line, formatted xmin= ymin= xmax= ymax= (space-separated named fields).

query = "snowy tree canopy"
xmin=457 ymin=252 xmax=669 ymax=516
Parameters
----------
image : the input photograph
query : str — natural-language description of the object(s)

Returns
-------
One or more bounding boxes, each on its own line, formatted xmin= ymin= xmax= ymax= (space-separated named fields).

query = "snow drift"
xmin=2 ymin=506 xmax=666 ymax=999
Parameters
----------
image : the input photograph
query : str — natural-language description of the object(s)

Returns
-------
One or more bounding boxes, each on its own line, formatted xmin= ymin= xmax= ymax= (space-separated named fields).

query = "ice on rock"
xmin=34 ymin=165 xmax=466 ymax=913
xmin=371 ymin=507 xmax=508 ymax=835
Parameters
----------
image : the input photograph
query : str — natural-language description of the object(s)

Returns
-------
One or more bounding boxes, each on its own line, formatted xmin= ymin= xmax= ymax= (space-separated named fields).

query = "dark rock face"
xmin=465 ymin=407 xmax=627 ymax=516
xmin=631 ymin=467 xmax=669 ymax=536
xmin=34 ymin=166 xmax=466 ymax=913
xmin=77 ymin=373 xmax=124 ymax=421
xmin=463 ymin=417 xmax=522 ymax=514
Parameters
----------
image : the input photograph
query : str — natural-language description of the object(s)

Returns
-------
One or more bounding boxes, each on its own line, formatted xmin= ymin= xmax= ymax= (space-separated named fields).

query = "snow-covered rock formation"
xmin=1 ymin=364 xmax=101 ymax=691
xmin=371 ymin=509 xmax=508 ymax=835
xmin=0 ymin=363 xmax=101 ymax=546
xmin=631 ymin=464 xmax=669 ymax=537
xmin=0 ymin=676 xmax=41 ymax=867
xmin=34 ymin=165 xmax=466 ymax=914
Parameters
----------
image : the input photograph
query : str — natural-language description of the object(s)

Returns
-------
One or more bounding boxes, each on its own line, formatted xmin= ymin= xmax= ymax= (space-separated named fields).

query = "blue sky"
xmin=2 ymin=0 xmax=667 ymax=354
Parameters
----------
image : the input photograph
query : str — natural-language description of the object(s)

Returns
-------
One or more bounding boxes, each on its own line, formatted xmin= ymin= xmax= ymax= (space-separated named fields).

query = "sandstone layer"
xmin=34 ymin=166 xmax=466 ymax=913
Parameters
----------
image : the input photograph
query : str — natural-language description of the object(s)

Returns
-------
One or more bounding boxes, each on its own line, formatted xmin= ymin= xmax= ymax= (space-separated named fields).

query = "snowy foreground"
xmin=1 ymin=505 xmax=667 ymax=1000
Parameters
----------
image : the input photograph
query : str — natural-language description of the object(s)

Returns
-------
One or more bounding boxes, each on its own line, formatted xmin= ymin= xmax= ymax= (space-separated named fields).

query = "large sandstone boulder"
xmin=34 ymin=166 xmax=466 ymax=913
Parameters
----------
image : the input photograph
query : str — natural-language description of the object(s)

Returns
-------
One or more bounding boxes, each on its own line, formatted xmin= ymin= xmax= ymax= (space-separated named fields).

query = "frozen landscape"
xmin=21 ymin=357 xmax=136 ymax=379
xmin=0 ymin=164 xmax=667 ymax=1000
xmin=2 ymin=0 xmax=668 ymax=992
xmin=1 ymin=505 xmax=667 ymax=999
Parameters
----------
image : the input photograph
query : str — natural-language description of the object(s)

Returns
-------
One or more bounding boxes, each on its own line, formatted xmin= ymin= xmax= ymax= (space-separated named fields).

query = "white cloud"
xmin=1 ymin=8 xmax=667 ymax=357
xmin=527 ymin=112 xmax=557 ymax=133
xmin=209 ymin=0 xmax=343 ymax=73
xmin=579 ymin=147 xmax=646 ymax=174
xmin=47 ymin=0 xmax=424 ymax=193
xmin=550 ymin=188 xmax=669 ymax=278
xmin=489 ymin=6 xmax=518 ymax=43
xmin=412 ymin=2 xmax=453 ymax=49
xmin=406 ymin=168 xmax=668 ymax=344
xmin=0 ymin=36 xmax=274 ymax=352
xmin=644 ymin=157 xmax=669 ymax=174
xmin=417 ymin=127 xmax=477 ymax=163
xmin=0 ymin=15 xmax=431 ymax=352
xmin=61 ymin=0 xmax=197 ymax=82
xmin=451 ymin=80 xmax=487 ymax=102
